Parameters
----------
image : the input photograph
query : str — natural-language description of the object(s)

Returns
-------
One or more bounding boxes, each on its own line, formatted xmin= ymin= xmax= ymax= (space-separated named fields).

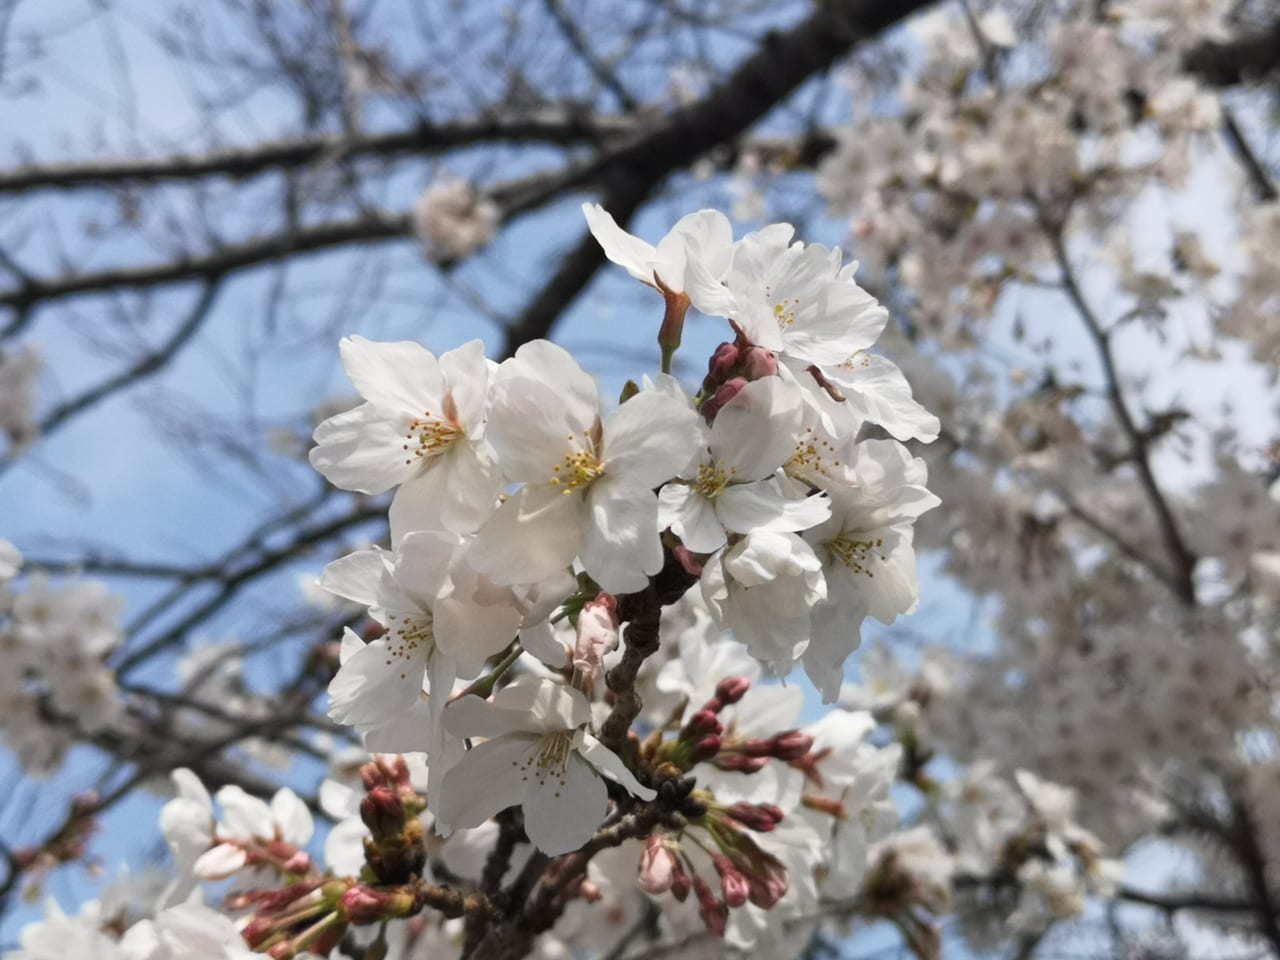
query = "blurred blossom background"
xmin=0 ymin=0 xmax=1277 ymax=957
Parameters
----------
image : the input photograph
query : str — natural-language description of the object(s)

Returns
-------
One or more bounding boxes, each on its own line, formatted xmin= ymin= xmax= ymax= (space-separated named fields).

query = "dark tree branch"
xmin=0 ymin=109 xmax=631 ymax=195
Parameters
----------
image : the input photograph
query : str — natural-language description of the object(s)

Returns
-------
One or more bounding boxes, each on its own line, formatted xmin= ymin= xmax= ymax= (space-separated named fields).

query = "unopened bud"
xmin=341 ymin=886 xmax=413 ymax=925
xmin=713 ymin=754 xmax=770 ymax=773
xmin=360 ymin=787 xmax=405 ymax=836
xmin=741 ymin=346 xmax=777 ymax=380
xmin=704 ymin=342 xmax=740 ymax=391
xmin=573 ymin=594 xmax=619 ymax=687
xmin=710 ymin=676 xmax=751 ymax=711
xmin=770 ymin=730 xmax=814 ymax=761
xmin=747 ymin=854 xmax=789 ymax=909
xmin=688 ymin=735 xmax=722 ymax=765
xmin=701 ymin=377 xmax=748 ymax=421
xmin=693 ymin=874 xmax=728 ymax=937
xmin=670 ymin=859 xmax=692 ymax=902
xmin=682 ymin=710 xmax=722 ymax=740
xmin=638 ymin=835 xmax=678 ymax=895
xmin=725 ymin=802 xmax=784 ymax=832
xmin=712 ymin=854 xmax=750 ymax=908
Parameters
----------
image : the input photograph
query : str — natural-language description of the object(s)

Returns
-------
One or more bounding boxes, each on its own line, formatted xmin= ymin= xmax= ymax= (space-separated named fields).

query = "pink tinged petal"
xmin=522 ymin=752 xmax=607 ymax=855
xmin=310 ymin=402 xmax=418 ymax=494
xmin=194 ymin=843 xmax=247 ymax=880
xmin=659 ymin=482 xmax=726 ymax=553
xmin=327 ymin=638 xmax=424 ymax=727
xmin=437 ymin=339 xmax=492 ymax=431
xmin=581 ymin=478 xmax=662 ymax=594
xmin=716 ymin=483 xmax=831 ymax=536
xmin=469 ymin=483 xmax=586 ymax=586
xmin=320 ymin=548 xmax=389 ymax=609
xmin=435 ymin=733 xmax=541 ymax=832
xmin=579 ymin=733 xmax=656 ymax=800
xmin=582 ymin=203 xmax=657 ymax=285
xmin=711 ymin=377 xmax=804 ymax=478
xmin=340 ymin=335 xmax=445 ymax=415
xmin=602 ymin=390 xmax=701 ymax=488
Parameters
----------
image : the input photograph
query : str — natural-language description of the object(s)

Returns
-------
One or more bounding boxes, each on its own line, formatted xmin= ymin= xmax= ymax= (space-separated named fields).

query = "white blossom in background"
xmin=412 ymin=175 xmax=499 ymax=263
xmin=0 ymin=343 xmax=41 ymax=454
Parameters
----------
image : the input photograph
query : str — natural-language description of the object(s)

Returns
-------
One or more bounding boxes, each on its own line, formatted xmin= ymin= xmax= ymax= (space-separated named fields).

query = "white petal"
xmin=468 ymin=483 xmax=586 ymax=586
xmin=580 ymin=478 xmax=661 ymax=594
xmin=487 ymin=341 xmax=600 ymax=482
xmin=319 ymin=548 xmax=389 ymax=608
xmin=327 ymin=638 xmax=425 ymax=727
xmin=193 ymin=843 xmax=247 ymax=880
xmin=435 ymin=734 xmax=538 ymax=831
xmin=717 ymin=482 xmax=831 ymax=536
xmin=579 ymin=733 xmax=657 ymax=800
xmin=522 ymin=752 xmax=607 ymax=855
xmin=340 ymin=336 xmax=444 ymax=414
xmin=309 ymin=402 xmax=417 ymax=494
xmin=582 ymin=203 xmax=657 ymax=285
xmin=394 ymin=530 xmax=458 ymax=608
xmin=271 ymin=789 xmax=314 ymax=846
xmin=711 ymin=377 xmax=804 ymax=478
xmin=659 ymin=483 xmax=727 ymax=554
xmin=437 ymin=339 xmax=492 ymax=431
xmin=603 ymin=390 xmax=701 ymax=489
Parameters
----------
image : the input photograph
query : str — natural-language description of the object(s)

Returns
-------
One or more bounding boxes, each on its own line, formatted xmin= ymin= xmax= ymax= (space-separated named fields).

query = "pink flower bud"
xmin=713 ymin=854 xmax=750 ymax=908
xmin=747 ymin=853 xmax=789 ymax=909
xmin=710 ymin=676 xmax=751 ymax=711
xmin=573 ymin=594 xmax=619 ymax=686
xmin=638 ymin=835 xmax=678 ymax=895
xmin=360 ymin=787 xmax=405 ymax=836
xmin=682 ymin=710 xmax=722 ymax=739
xmin=725 ymin=802 xmax=784 ymax=832
xmin=703 ymin=342 xmax=740 ymax=391
xmin=770 ymin=730 xmax=814 ymax=761
xmin=701 ymin=377 xmax=748 ymax=420
xmin=693 ymin=874 xmax=728 ymax=937
xmin=689 ymin=735 xmax=722 ymax=765
xmin=713 ymin=754 xmax=770 ymax=773
xmin=741 ymin=346 xmax=777 ymax=380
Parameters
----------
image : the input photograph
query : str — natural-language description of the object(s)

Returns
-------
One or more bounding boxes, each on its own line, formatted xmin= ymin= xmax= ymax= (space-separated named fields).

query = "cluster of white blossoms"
xmin=0 ymin=541 xmax=126 ymax=774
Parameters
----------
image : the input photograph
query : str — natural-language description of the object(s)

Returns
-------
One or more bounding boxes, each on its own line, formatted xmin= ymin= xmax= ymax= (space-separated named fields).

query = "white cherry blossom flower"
xmin=470 ymin=341 xmax=701 ymax=593
xmin=658 ymin=377 xmax=828 ymax=554
xmin=309 ymin=337 xmax=501 ymax=536
xmin=582 ymin=204 xmax=737 ymax=316
xmin=436 ymin=676 xmax=655 ymax=854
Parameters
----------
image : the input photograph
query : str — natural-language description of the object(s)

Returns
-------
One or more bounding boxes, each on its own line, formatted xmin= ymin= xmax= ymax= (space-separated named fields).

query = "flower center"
xmin=828 ymin=534 xmax=886 ymax=578
xmin=550 ymin=431 xmax=604 ymax=494
xmin=520 ymin=732 xmax=574 ymax=796
xmin=403 ymin=405 xmax=462 ymax=466
xmin=786 ymin=427 xmax=842 ymax=481
xmin=381 ymin=612 xmax=435 ymax=680
xmin=693 ymin=459 xmax=736 ymax=498
xmin=772 ymin=296 xmax=800 ymax=329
